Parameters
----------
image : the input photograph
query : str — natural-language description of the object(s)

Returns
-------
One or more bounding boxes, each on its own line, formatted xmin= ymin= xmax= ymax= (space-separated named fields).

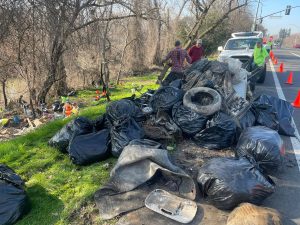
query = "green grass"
xmin=0 ymin=74 xmax=159 ymax=225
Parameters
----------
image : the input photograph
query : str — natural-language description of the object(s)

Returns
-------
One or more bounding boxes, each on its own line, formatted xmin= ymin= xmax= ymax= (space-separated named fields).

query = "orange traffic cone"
xmin=271 ymin=56 xmax=275 ymax=62
xmin=292 ymin=90 xmax=300 ymax=108
xmin=270 ymin=50 xmax=274 ymax=58
xmin=278 ymin=63 xmax=284 ymax=73
xmin=285 ymin=72 xmax=293 ymax=85
xmin=274 ymin=58 xmax=278 ymax=65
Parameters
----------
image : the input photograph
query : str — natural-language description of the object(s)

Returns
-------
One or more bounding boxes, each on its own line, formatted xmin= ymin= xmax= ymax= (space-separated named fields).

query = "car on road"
xmin=217 ymin=31 xmax=266 ymax=83
xmin=293 ymin=44 xmax=300 ymax=49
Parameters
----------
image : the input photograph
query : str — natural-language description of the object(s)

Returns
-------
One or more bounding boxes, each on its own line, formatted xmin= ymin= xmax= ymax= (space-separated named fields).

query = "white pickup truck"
xmin=217 ymin=31 xmax=266 ymax=84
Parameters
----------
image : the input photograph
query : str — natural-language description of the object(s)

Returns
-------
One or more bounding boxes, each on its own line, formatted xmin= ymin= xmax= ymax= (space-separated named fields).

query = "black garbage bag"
xmin=48 ymin=117 xmax=94 ymax=153
xmin=134 ymin=90 xmax=156 ymax=107
xmin=252 ymin=102 xmax=279 ymax=131
xmin=93 ymin=114 xmax=111 ymax=131
xmin=172 ymin=102 xmax=208 ymax=136
xmin=0 ymin=164 xmax=29 ymax=225
xmin=235 ymin=108 xmax=256 ymax=141
xmin=193 ymin=112 xmax=236 ymax=150
xmin=238 ymin=109 xmax=256 ymax=130
xmin=169 ymin=79 xmax=182 ymax=89
xmin=197 ymin=157 xmax=275 ymax=210
xmin=69 ymin=129 xmax=111 ymax=165
xmin=236 ymin=126 xmax=284 ymax=174
xmin=254 ymin=95 xmax=294 ymax=136
xmin=111 ymin=118 xmax=145 ymax=157
xmin=106 ymin=99 xmax=145 ymax=122
xmin=150 ymin=86 xmax=183 ymax=112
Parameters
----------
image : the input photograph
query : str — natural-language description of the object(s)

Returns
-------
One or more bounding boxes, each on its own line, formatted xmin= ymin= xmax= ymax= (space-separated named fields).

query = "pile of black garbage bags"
xmin=47 ymin=59 xmax=295 ymax=222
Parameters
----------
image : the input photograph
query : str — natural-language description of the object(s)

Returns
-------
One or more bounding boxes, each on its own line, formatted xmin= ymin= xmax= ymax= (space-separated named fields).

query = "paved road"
xmin=256 ymin=48 xmax=300 ymax=225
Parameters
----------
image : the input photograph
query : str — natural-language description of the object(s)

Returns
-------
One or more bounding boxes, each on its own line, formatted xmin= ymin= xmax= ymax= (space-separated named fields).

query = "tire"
xmin=257 ymin=64 xmax=266 ymax=84
xmin=183 ymin=87 xmax=222 ymax=116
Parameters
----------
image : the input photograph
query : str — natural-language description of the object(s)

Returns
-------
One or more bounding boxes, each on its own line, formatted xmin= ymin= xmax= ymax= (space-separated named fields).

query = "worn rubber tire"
xmin=183 ymin=87 xmax=222 ymax=116
xmin=257 ymin=64 xmax=266 ymax=84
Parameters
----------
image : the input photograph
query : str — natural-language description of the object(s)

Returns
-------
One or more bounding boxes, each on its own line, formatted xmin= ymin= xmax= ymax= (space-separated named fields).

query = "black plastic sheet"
xmin=254 ymin=95 xmax=295 ymax=136
xmin=150 ymin=86 xmax=183 ymax=112
xmin=48 ymin=117 xmax=94 ymax=153
xmin=236 ymin=126 xmax=284 ymax=174
xmin=172 ymin=102 xmax=207 ymax=136
xmin=0 ymin=164 xmax=29 ymax=225
xmin=69 ymin=129 xmax=111 ymax=165
xmin=193 ymin=112 xmax=236 ymax=150
xmin=111 ymin=118 xmax=145 ymax=157
xmin=197 ymin=157 xmax=275 ymax=210
xmin=94 ymin=145 xmax=196 ymax=220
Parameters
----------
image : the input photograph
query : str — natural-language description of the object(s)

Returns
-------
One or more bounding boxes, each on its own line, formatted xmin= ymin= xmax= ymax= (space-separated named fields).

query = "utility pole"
xmin=252 ymin=0 xmax=261 ymax=31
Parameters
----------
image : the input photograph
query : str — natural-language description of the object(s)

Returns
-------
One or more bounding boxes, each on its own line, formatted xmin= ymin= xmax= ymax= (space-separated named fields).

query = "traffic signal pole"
xmin=257 ymin=5 xmax=300 ymax=23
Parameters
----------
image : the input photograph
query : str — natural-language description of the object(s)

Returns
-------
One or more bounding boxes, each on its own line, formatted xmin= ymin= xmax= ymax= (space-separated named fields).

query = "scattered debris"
xmin=45 ymin=59 xmax=296 ymax=224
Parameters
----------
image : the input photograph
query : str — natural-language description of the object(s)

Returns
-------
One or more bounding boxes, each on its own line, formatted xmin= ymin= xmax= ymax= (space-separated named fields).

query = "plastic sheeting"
xmin=254 ymin=95 xmax=295 ymax=136
xmin=197 ymin=157 xmax=275 ymax=210
xmin=219 ymin=57 xmax=249 ymax=85
xmin=193 ymin=112 xmax=236 ymax=150
xmin=48 ymin=117 xmax=94 ymax=153
xmin=0 ymin=164 xmax=28 ymax=225
xmin=172 ymin=102 xmax=207 ymax=136
xmin=150 ymin=86 xmax=183 ymax=112
xmin=110 ymin=118 xmax=144 ymax=157
xmin=236 ymin=126 xmax=284 ymax=174
xmin=69 ymin=129 xmax=111 ymax=165
xmin=94 ymin=145 xmax=196 ymax=220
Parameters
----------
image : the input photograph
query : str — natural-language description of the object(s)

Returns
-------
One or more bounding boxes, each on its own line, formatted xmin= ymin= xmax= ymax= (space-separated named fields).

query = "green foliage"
xmin=0 ymin=74 xmax=158 ymax=225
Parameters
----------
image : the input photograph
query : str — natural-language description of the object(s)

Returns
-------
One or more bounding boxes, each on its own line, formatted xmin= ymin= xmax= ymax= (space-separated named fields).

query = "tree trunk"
xmin=29 ymin=90 xmax=36 ymax=119
xmin=1 ymin=81 xmax=8 ymax=108
xmin=55 ymin=57 xmax=68 ymax=96
xmin=152 ymin=0 xmax=162 ymax=65
xmin=38 ymin=38 xmax=63 ymax=103
xmin=129 ymin=0 xmax=145 ymax=74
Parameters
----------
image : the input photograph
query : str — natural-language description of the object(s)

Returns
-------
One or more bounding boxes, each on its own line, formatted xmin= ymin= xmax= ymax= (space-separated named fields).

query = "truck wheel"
xmin=257 ymin=64 xmax=266 ymax=84
xmin=183 ymin=87 xmax=222 ymax=116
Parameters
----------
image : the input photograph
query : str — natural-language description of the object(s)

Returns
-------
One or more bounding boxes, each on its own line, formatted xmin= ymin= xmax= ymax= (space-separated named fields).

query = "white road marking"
xmin=269 ymin=60 xmax=300 ymax=171
xmin=291 ymin=52 xmax=300 ymax=57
